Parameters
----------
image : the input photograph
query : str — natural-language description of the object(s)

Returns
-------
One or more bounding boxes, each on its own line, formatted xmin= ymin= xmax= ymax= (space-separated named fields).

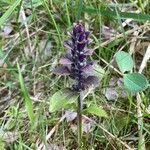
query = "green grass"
xmin=0 ymin=0 xmax=150 ymax=149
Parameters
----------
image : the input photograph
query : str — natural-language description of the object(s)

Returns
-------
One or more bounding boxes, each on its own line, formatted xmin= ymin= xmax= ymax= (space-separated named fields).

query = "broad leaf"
xmin=123 ymin=73 xmax=148 ymax=93
xmin=85 ymin=105 xmax=107 ymax=117
xmin=115 ymin=51 xmax=134 ymax=73
xmin=49 ymin=89 xmax=78 ymax=112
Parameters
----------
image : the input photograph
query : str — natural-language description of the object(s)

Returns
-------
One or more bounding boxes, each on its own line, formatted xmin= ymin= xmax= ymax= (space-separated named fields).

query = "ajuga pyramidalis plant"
xmin=53 ymin=21 xmax=99 ymax=148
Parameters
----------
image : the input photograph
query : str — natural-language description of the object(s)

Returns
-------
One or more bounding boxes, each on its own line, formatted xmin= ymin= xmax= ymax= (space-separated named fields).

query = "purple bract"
xmin=53 ymin=22 xmax=99 ymax=91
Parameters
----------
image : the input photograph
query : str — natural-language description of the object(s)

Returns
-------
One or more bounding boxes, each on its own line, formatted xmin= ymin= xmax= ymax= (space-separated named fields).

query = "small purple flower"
xmin=53 ymin=22 xmax=99 ymax=91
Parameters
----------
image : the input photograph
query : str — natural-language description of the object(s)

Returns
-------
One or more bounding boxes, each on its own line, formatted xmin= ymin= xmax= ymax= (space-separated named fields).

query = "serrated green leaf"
xmin=123 ymin=73 xmax=148 ymax=93
xmin=85 ymin=105 xmax=107 ymax=117
xmin=115 ymin=51 xmax=134 ymax=73
xmin=49 ymin=89 xmax=78 ymax=112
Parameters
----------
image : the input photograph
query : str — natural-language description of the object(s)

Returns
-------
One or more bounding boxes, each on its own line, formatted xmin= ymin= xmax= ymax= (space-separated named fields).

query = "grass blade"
xmin=42 ymin=0 xmax=62 ymax=47
xmin=76 ymin=0 xmax=84 ymax=21
xmin=0 ymin=0 xmax=22 ymax=26
xmin=84 ymin=7 xmax=150 ymax=22
xmin=65 ymin=0 xmax=71 ymax=26
xmin=17 ymin=63 xmax=34 ymax=124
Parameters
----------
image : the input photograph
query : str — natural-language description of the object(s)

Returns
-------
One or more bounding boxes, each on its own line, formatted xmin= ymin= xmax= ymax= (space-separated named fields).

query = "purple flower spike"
xmin=53 ymin=22 xmax=99 ymax=91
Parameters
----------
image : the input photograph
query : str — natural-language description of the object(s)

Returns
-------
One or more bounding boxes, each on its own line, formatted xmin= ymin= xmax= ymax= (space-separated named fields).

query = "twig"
xmin=20 ymin=7 xmax=32 ymax=58
xmin=129 ymin=28 xmax=140 ymax=54
xmin=100 ymin=57 xmax=122 ymax=76
xmin=136 ymin=94 xmax=145 ymax=150
xmin=127 ymin=25 xmax=144 ymax=149
xmin=94 ymin=26 xmax=142 ymax=49
xmin=136 ymin=43 xmax=150 ymax=150
xmin=83 ymin=115 xmax=135 ymax=150
xmin=139 ymin=44 xmax=150 ymax=73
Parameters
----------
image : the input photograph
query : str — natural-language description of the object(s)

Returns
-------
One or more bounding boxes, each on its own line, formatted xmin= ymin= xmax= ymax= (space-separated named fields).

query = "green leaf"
xmin=115 ymin=51 xmax=134 ymax=73
xmin=49 ymin=89 xmax=78 ymax=112
xmin=85 ymin=105 xmax=107 ymax=117
xmin=0 ymin=0 xmax=22 ymax=27
xmin=123 ymin=73 xmax=148 ymax=93
xmin=17 ymin=63 xmax=34 ymax=124
xmin=84 ymin=7 xmax=150 ymax=22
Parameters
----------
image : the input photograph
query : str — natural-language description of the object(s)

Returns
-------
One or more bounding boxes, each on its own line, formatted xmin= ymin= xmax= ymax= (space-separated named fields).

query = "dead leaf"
xmin=82 ymin=117 xmax=94 ymax=133
xmin=2 ymin=131 xmax=18 ymax=144
xmin=65 ymin=111 xmax=77 ymax=122
xmin=39 ymin=40 xmax=52 ymax=58
xmin=109 ymin=77 xmax=118 ymax=86
xmin=0 ymin=25 xmax=13 ymax=37
xmin=101 ymin=25 xmax=119 ymax=40
xmin=70 ymin=123 xmax=77 ymax=133
xmin=117 ymin=78 xmax=124 ymax=87
xmin=104 ymin=77 xmax=127 ymax=100
xmin=104 ymin=88 xmax=118 ymax=101
xmin=42 ymin=144 xmax=66 ymax=150
xmin=70 ymin=116 xmax=94 ymax=134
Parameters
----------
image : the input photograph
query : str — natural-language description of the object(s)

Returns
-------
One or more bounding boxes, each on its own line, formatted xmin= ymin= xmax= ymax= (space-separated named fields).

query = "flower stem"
xmin=77 ymin=92 xmax=83 ymax=149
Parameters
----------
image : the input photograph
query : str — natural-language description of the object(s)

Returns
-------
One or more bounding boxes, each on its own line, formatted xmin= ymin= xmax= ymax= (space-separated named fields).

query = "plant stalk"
xmin=77 ymin=92 xmax=83 ymax=149
xmin=137 ymin=93 xmax=145 ymax=150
